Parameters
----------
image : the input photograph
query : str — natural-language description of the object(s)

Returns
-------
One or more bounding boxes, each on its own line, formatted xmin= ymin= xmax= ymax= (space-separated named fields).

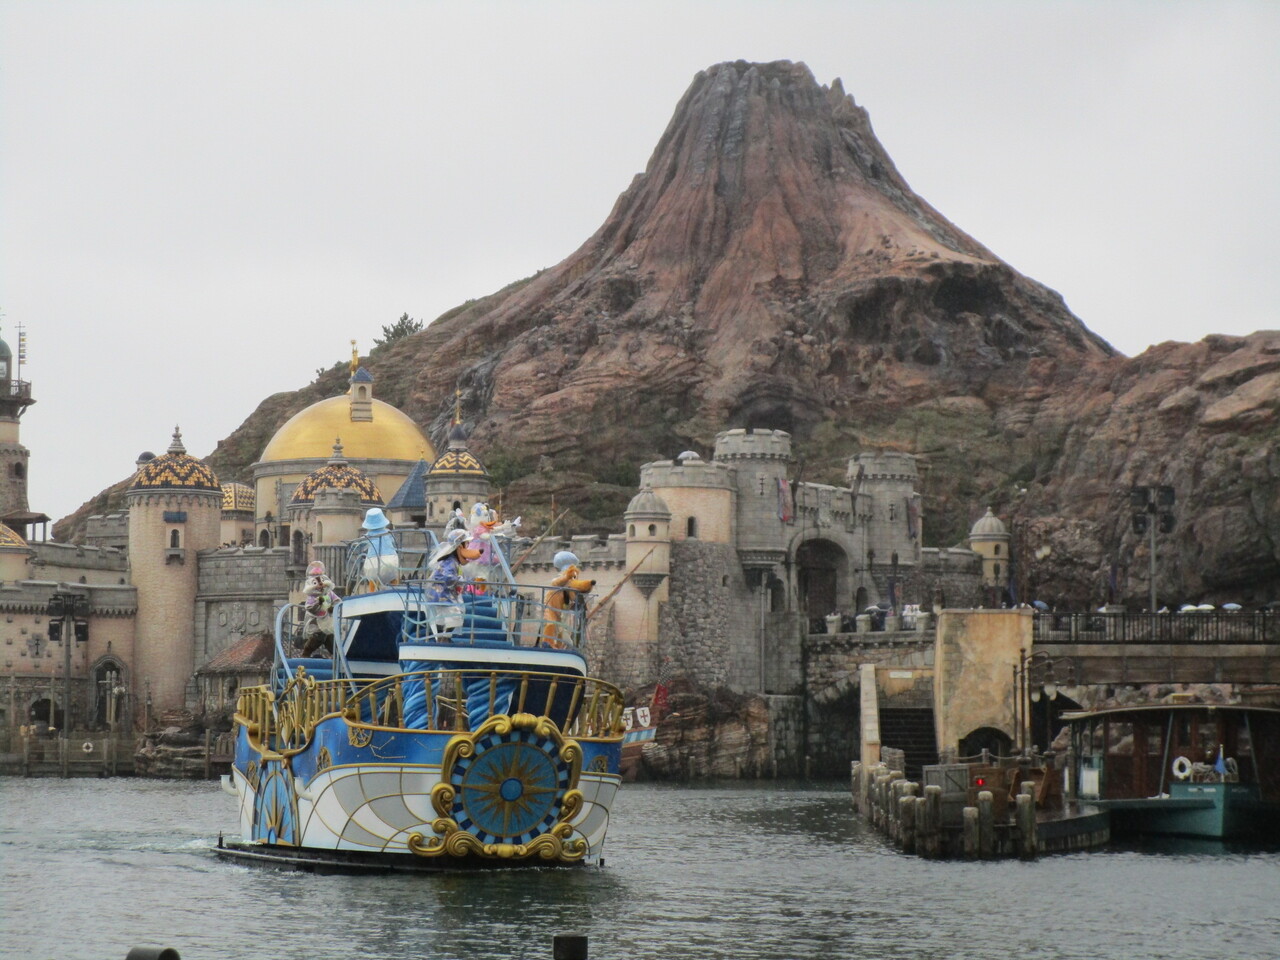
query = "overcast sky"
xmin=2 ymin=1 xmax=1277 ymax=526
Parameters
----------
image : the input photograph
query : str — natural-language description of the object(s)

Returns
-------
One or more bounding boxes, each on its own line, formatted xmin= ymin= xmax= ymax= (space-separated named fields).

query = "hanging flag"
xmin=905 ymin=497 xmax=919 ymax=540
xmin=1214 ymin=745 xmax=1227 ymax=776
xmin=777 ymin=478 xmax=794 ymax=521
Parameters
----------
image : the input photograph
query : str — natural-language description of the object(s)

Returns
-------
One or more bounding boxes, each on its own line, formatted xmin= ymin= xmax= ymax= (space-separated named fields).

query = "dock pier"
xmin=851 ymin=759 xmax=1109 ymax=858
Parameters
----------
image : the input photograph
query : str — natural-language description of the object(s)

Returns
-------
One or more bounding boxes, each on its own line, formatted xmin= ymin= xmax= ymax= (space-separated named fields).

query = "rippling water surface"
xmin=2 ymin=778 xmax=1278 ymax=960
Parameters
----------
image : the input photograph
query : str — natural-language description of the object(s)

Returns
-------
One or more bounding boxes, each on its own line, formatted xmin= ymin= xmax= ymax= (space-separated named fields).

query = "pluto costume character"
xmin=540 ymin=550 xmax=595 ymax=648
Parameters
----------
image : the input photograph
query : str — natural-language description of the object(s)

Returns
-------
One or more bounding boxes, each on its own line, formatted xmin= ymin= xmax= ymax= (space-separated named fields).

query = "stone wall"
xmin=918 ymin=547 xmax=984 ymax=608
xmin=195 ymin=547 xmax=291 ymax=665
xmin=801 ymin=633 xmax=936 ymax=776
xmin=657 ymin=539 xmax=745 ymax=689
xmin=933 ymin=609 xmax=1032 ymax=755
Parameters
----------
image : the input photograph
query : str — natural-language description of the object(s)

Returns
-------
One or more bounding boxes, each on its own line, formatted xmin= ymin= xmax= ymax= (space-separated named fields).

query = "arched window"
xmin=169 ymin=529 xmax=180 ymax=548
xmin=648 ymin=524 xmax=656 ymax=537
xmin=628 ymin=524 xmax=635 ymax=537
xmin=258 ymin=529 xmax=271 ymax=548
xmin=316 ymin=521 xmax=324 ymax=543
xmin=686 ymin=517 xmax=698 ymax=538
xmin=291 ymin=530 xmax=306 ymax=565
xmin=994 ymin=544 xmax=1001 ymax=556
xmin=13 ymin=462 xmax=24 ymax=479
xmin=994 ymin=563 xmax=1001 ymax=578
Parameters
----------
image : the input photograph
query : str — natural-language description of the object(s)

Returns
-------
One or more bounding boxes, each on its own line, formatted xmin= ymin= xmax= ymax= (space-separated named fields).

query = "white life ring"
xmin=1171 ymin=755 xmax=1192 ymax=780
xmin=82 ymin=740 xmax=95 ymax=754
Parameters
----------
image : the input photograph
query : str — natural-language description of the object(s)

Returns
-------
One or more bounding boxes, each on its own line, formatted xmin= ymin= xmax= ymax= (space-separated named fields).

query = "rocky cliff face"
xmin=56 ymin=60 xmax=1278 ymax=607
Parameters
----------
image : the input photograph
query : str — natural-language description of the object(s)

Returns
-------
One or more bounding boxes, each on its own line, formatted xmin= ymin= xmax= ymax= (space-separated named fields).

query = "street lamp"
xmin=47 ymin=587 xmax=90 ymax=765
xmin=1130 ymin=485 xmax=1175 ymax=612
xmin=1015 ymin=649 xmax=1077 ymax=754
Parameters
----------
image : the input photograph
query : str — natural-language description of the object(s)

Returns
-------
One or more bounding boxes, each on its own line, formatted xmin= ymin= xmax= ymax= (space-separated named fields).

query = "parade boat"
xmin=1066 ymin=703 xmax=1280 ymax=841
xmin=217 ymin=509 xmax=626 ymax=871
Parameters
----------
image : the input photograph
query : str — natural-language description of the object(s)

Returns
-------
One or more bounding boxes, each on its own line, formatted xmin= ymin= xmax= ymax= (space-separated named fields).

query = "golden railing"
xmin=234 ymin=668 xmax=626 ymax=757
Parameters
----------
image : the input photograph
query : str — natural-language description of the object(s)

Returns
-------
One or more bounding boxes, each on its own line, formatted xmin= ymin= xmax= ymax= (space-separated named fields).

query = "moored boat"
xmin=217 ymin=515 xmax=625 ymax=870
xmin=1066 ymin=703 xmax=1280 ymax=842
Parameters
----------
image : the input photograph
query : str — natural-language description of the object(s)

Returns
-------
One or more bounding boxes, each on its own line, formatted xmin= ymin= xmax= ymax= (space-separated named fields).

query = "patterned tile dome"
xmin=428 ymin=448 xmax=488 ymax=478
xmin=290 ymin=439 xmax=383 ymax=505
xmin=130 ymin=428 xmax=221 ymax=492
xmin=0 ymin=522 xmax=27 ymax=547
xmin=221 ymin=482 xmax=255 ymax=512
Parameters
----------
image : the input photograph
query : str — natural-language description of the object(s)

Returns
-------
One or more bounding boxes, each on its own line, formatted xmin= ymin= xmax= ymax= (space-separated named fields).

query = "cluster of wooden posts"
xmin=851 ymin=760 xmax=1039 ymax=859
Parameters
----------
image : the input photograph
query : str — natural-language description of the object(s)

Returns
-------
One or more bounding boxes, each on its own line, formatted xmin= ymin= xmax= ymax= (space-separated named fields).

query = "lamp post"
xmin=1017 ymin=650 xmax=1077 ymax=755
xmin=47 ymin=587 xmax=90 ymax=775
xmin=1130 ymin=485 xmax=1175 ymax=612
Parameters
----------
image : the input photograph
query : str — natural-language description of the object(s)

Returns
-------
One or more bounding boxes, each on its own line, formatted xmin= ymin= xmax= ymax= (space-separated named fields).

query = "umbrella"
xmin=1031 ymin=600 xmax=1049 ymax=611
xmin=1222 ymin=602 xmax=1242 ymax=611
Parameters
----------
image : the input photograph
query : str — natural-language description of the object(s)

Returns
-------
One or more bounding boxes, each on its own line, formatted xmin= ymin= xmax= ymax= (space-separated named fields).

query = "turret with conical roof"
xmin=127 ymin=427 xmax=222 ymax=713
xmin=422 ymin=408 xmax=490 ymax=533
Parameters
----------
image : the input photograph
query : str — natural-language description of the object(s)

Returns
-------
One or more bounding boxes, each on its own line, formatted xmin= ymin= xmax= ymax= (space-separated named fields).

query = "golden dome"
xmin=259 ymin=396 xmax=435 ymax=464
xmin=291 ymin=442 xmax=383 ymax=505
xmin=222 ymin=482 xmax=254 ymax=512
xmin=0 ymin=522 xmax=27 ymax=547
xmin=130 ymin=428 xmax=221 ymax=493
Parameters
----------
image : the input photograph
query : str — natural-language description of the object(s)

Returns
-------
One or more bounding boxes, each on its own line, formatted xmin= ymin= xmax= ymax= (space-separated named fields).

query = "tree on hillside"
xmin=374 ymin=313 xmax=423 ymax=348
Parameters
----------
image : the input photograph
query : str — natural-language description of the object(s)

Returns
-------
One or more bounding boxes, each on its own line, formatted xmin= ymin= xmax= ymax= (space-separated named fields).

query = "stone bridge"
xmin=1032 ymin=611 xmax=1280 ymax=685
xmin=799 ymin=609 xmax=1280 ymax=777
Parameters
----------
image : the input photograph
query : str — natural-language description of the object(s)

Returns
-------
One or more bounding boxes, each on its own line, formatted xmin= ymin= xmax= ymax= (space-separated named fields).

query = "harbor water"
xmin=2 ymin=778 xmax=1278 ymax=960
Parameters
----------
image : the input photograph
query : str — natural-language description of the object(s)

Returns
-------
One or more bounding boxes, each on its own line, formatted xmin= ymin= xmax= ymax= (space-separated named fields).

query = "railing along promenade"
xmin=1034 ymin=610 xmax=1276 ymax=645
xmin=1032 ymin=610 xmax=1280 ymax=685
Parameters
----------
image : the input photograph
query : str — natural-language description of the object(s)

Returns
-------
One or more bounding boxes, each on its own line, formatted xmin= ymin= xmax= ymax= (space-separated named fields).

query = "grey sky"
xmin=2 ymin=1 xmax=1276 ymax=526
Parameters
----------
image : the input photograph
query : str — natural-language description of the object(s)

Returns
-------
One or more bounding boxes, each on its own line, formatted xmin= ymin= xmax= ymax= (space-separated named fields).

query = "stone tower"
xmin=422 ymin=421 xmax=491 ymax=532
xmin=127 ymin=428 xmax=222 ymax=713
xmin=968 ymin=507 xmax=1011 ymax=599
xmin=852 ymin=452 xmax=922 ymax=605
xmin=713 ymin=428 xmax=792 ymax=580
xmin=0 ymin=329 xmax=35 ymax=533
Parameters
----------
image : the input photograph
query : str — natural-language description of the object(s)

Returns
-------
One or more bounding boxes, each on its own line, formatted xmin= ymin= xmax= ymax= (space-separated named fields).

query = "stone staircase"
xmin=878 ymin=708 xmax=937 ymax=781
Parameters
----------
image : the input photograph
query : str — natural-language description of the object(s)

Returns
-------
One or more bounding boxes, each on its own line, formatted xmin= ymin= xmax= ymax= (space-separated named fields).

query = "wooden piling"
xmin=1016 ymin=793 xmax=1038 ymax=859
xmin=962 ymin=806 xmax=979 ymax=859
xmin=976 ymin=790 xmax=994 ymax=859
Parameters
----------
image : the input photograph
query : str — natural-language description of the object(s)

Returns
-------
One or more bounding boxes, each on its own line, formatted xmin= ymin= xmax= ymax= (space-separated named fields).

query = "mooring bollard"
xmin=126 ymin=949 xmax=181 ymax=960
xmin=1016 ymin=792 xmax=1038 ymax=859
xmin=553 ymin=933 xmax=589 ymax=960
xmin=977 ymin=790 xmax=994 ymax=859
xmin=962 ymin=806 xmax=979 ymax=859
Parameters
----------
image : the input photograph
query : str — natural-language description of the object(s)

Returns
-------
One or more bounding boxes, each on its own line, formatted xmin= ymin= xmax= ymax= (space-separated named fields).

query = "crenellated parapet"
xmin=713 ymin=428 xmax=793 ymax=463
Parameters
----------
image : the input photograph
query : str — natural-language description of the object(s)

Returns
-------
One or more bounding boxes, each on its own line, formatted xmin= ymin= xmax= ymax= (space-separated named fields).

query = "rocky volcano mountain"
xmin=59 ymin=61 xmax=1279 ymax=606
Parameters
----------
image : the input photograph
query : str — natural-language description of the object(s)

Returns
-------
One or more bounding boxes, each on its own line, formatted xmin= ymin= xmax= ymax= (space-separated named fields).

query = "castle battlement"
xmin=713 ymin=428 xmax=793 ymax=462
xmin=641 ymin=457 xmax=734 ymax=491
xmin=852 ymin=451 xmax=919 ymax=483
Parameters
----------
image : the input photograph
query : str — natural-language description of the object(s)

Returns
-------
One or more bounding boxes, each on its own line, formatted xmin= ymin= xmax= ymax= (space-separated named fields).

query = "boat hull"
xmin=1103 ymin=782 xmax=1279 ymax=841
xmin=226 ymin=712 xmax=621 ymax=867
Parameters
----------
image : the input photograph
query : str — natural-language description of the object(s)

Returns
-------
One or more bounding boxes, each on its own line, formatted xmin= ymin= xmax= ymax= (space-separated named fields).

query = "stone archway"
xmin=795 ymin=539 xmax=847 ymax=625
xmin=959 ymin=726 xmax=1014 ymax=760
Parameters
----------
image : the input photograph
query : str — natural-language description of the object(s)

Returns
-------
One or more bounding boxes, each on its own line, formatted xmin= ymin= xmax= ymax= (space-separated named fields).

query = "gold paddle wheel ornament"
xmin=408 ymin=713 xmax=587 ymax=862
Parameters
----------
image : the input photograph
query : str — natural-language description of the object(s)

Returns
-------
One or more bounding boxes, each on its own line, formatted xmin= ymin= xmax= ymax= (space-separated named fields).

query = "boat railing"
xmin=1033 ymin=609 xmax=1277 ymax=645
xmin=235 ymin=668 xmax=625 ymax=755
xmin=388 ymin=581 xmax=594 ymax=651
xmin=342 ymin=528 xmax=440 ymax=592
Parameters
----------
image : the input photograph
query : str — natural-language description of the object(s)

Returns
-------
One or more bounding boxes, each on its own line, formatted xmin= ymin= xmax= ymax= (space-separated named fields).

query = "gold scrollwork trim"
xmin=410 ymin=713 xmax=587 ymax=862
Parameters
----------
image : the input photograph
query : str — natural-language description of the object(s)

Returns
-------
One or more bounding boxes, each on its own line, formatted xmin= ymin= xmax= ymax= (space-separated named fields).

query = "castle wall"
xmin=195 ymin=547 xmax=291 ymax=664
xmin=918 ymin=547 xmax=984 ymax=609
xmin=29 ymin=542 xmax=130 ymax=582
